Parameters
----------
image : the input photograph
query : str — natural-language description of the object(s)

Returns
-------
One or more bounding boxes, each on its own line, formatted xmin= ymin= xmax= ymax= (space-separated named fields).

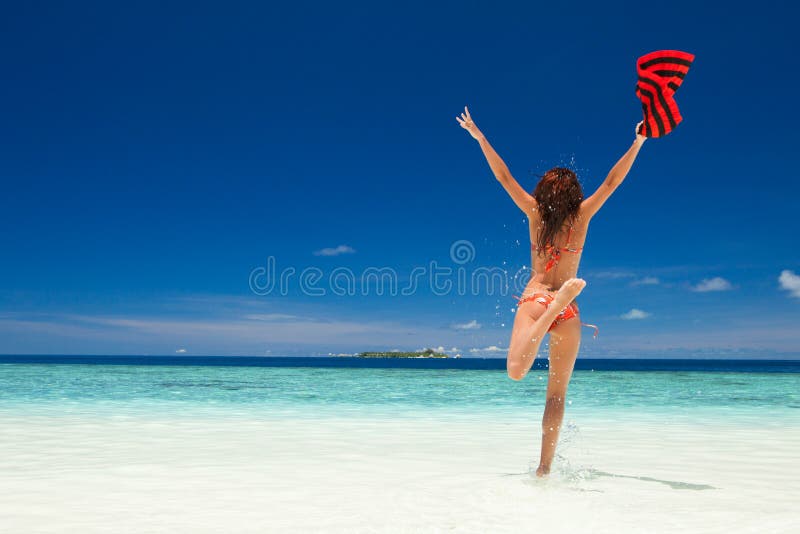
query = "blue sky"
xmin=1 ymin=1 xmax=798 ymax=357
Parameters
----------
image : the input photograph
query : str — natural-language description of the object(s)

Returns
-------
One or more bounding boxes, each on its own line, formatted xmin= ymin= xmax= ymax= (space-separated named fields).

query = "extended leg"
xmin=536 ymin=317 xmax=581 ymax=477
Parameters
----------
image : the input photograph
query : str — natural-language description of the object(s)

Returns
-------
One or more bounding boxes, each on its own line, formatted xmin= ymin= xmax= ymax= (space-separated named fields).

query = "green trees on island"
xmin=356 ymin=348 xmax=450 ymax=358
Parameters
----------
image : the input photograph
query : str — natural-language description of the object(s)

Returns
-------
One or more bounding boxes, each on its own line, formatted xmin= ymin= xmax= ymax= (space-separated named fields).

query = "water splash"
xmin=525 ymin=419 xmax=597 ymax=486
xmin=524 ymin=420 xmax=717 ymax=491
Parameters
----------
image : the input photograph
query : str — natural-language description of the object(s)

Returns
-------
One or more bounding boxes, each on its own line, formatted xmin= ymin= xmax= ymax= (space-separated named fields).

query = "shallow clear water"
xmin=1 ymin=364 xmax=799 ymax=533
xmin=3 ymin=364 xmax=799 ymax=413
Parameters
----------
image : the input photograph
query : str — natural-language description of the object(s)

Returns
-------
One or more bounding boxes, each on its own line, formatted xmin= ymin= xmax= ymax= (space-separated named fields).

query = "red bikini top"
xmin=532 ymin=225 xmax=583 ymax=272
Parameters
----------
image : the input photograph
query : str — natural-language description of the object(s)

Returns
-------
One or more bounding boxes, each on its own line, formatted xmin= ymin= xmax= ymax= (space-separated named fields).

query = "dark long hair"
xmin=532 ymin=167 xmax=583 ymax=253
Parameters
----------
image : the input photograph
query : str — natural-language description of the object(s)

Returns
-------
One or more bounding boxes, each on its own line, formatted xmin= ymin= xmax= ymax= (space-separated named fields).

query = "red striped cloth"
xmin=635 ymin=50 xmax=695 ymax=138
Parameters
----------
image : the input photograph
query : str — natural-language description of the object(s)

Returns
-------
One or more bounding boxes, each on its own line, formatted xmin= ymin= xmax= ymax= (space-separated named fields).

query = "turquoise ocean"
xmin=1 ymin=358 xmax=798 ymax=533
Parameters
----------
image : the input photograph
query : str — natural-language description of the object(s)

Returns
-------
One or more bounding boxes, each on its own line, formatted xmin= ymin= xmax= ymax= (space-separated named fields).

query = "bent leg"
xmin=506 ymin=301 xmax=550 ymax=380
xmin=506 ymin=279 xmax=586 ymax=381
xmin=536 ymin=317 xmax=581 ymax=477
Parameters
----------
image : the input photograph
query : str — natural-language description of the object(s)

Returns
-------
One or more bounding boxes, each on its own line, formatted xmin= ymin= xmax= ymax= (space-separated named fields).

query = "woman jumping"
xmin=457 ymin=106 xmax=646 ymax=477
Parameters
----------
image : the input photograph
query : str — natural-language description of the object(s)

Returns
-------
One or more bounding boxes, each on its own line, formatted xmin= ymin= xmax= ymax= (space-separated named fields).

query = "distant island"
xmin=356 ymin=348 xmax=454 ymax=359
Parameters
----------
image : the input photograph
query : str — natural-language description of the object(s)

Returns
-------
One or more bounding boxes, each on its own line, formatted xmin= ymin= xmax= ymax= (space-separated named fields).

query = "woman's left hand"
xmin=635 ymin=121 xmax=647 ymax=142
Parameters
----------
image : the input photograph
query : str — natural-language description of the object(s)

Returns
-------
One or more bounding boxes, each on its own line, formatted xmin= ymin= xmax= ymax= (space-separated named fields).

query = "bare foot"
xmin=535 ymin=465 xmax=550 ymax=477
xmin=552 ymin=278 xmax=586 ymax=310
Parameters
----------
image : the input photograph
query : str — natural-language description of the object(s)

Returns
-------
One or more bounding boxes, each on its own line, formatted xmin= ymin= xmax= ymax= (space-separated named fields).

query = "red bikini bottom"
xmin=515 ymin=293 xmax=598 ymax=338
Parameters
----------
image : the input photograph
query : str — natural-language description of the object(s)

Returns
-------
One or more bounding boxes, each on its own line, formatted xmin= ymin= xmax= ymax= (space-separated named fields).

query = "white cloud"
xmin=451 ymin=319 xmax=481 ymax=330
xmin=469 ymin=345 xmax=506 ymax=353
xmin=779 ymin=270 xmax=800 ymax=298
xmin=592 ymin=270 xmax=637 ymax=279
xmin=621 ymin=308 xmax=651 ymax=320
xmin=243 ymin=313 xmax=299 ymax=321
xmin=691 ymin=277 xmax=732 ymax=292
xmin=0 ymin=312 xmax=427 ymax=353
xmin=631 ymin=276 xmax=660 ymax=286
xmin=175 ymin=348 xmax=187 ymax=353
xmin=420 ymin=346 xmax=461 ymax=354
xmin=3 ymin=291 xmax=800 ymax=356
xmin=588 ymin=318 xmax=800 ymax=354
xmin=313 ymin=245 xmax=356 ymax=257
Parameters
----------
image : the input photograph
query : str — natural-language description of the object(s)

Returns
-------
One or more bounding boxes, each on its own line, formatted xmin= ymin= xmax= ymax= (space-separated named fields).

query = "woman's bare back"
xmin=528 ymin=209 xmax=589 ymax=291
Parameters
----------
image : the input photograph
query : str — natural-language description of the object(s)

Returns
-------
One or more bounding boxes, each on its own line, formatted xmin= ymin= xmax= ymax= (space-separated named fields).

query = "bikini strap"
xmin=581 ymin=322 xmax=599 ymax=339
xmin=562 ymin=223 xmax=582 ymax=253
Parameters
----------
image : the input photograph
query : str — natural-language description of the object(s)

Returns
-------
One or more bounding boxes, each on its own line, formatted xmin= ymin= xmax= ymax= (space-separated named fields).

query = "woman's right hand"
xmin=456 ymin=106 xmax=484 ymax=140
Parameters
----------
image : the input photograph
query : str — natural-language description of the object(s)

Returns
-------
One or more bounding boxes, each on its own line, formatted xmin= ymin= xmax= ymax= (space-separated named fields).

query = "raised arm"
xmin=581 ymin=122 xmax=647 ymax=219
xmin=457 ymin=106 xmax=535 ymax=214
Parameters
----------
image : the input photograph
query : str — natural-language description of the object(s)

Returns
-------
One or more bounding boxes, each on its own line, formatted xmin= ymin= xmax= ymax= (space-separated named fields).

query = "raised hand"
xmin=456 ymin=106 xmax=483 ymax=140
xmin=635 ymin=120 xmax=647 ymax=143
